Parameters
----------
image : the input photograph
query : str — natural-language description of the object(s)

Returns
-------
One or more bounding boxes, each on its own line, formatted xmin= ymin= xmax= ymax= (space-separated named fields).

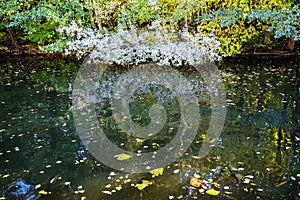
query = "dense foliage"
xmin=0 ymin=0 xmax=299 ymax=57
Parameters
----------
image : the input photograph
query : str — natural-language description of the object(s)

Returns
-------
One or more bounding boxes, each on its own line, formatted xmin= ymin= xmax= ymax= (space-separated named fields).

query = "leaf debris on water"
xmin=114 ymin=154 xmax=132 ymax=161
xmin=65 ymin=182 xmax=71 ymax=186
xmin=243 ymin=178 xmax=251 ymax=184
xmin=35 ymin=184 xmax=42 ymax=189
xmin=102 ymin=190 xmax=112 ymax=195
xmin=136 ymin=180 xmax=152 ymax=190
xmin=149 ymin=167 xmax=164 ymax=177
xmin=206 ymin=188 xmax=220 ymax=196
xmin=39 ymin=190 xmax=52 ymax=195
xmin=2 ymin=174 xmax=10 ymax=178
xmin=115 ymin=185 xmax=122 ymax=191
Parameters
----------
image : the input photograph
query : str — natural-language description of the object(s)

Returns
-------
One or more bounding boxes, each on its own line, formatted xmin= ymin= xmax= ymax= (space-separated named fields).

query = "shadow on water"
xmin=0 ymin=54 xmax=299 ymax=199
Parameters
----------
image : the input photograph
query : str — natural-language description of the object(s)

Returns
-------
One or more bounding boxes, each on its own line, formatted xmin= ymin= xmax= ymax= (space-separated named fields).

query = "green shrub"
xmin=0 ymin=0 xmax=298 ymax=56
xmin=196 ymin=5 xmax=300 ymax=56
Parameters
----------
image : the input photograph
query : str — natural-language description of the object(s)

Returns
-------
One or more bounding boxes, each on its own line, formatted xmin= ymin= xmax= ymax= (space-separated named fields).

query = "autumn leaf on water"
xmin=136 ymin=180 xmax=152 ymax=190
xmin=149 ymin=168 xmax=164 ymax=177
xmin=115 ymin=185 xmax=122 ymax=191
xmin=114 ymin=154 xmax=132 ymax=161
xmin=206 ymin=188 xmax=220 ymax=196
xmin=190 ymin=178 xmax=202 ymax=187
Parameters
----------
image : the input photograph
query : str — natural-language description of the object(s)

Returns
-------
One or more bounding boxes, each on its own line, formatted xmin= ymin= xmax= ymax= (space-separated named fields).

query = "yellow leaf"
xmin=206 ymin=188 xmax=220 ymax=196
xmin=149 ymin=168 xmax=164 ymax=177
xmin=50 ymin=177 xmax=55 ymax=184
xmin=2 ymin=174 xmax=10 ymax=178
xmin=115 ymin=154 xmax=132 ymax=161
xmin=39 ymin=190 xmax=51 ymax=195
xmin=275 ymin=181 xmax=287 ymax=187
xmin=136 ymin=180 xmax=152 ymax=190
xmin=190 ymin=178 xmax=202 ymax=187
xmin=115 ymin=185 xmax=122 ymax=191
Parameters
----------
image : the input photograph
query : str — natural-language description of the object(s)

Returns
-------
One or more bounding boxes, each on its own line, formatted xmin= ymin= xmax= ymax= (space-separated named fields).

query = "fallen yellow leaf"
xmin=116 ymin=185 xmax=122 ymax=191
xmin=136 ymin=180 xmax=152 ymax=190
xmin=115 ymin=154 xmax=132 ymax=161
xmin=190 ymin=178 xmax=202 ymax=187
xmin=206 ymin=188 xmax=220 ymax=196
xmin=39 ymin=190 xmax=51 ymax=195
xmin=2 ymin=174 xmax=10 ymax=178
xmin=149 ymin=168 xmax=164 ymax=177
xmin=275 ymin=181 xmax=287 ymax=187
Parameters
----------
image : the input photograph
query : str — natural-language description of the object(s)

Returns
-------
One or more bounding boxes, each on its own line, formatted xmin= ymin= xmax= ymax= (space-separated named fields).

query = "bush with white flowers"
xmin=57 ymin=20 xmax=221 ymax=66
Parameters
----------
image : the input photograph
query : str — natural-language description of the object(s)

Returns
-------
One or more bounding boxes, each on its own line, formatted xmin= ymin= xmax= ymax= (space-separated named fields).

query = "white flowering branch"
xmin=57 ymin=20 xmax=221 ymax=66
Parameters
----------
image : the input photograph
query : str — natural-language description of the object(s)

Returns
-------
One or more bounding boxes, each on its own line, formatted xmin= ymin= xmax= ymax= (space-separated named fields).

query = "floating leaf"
xmin=190 ymin=178 xmax=202 ymax=187
xmin=206 ymin=188 xmax=220 ymax=196
xmin=136 ymin=180 xmax=152 ymax=190
xmin=235 ymin=173 xmax=243 ymax=180
xmin=65 ymin=182 xmax=71 ymax=186
xmin=275 ymin=181 xmax=287 ymax=187
xmin=243 ymin=178 xmax=251 ymax=184
xmin=35 ymin=184 xmax=41 ymax=189
xmin=115 ymin=185 xmax=122 ymax=191
xmin=115 ymin=154 xmax=132 ymax=161
xmin=39 ymin=190 xmax=51 ymax=195
xmin=2 ymin=174 xmax=10 ymax=178
xmin=149 ymin=168 xmax=164 ymax=177
xmin=102 ymin=190 xmax=112 ymax=195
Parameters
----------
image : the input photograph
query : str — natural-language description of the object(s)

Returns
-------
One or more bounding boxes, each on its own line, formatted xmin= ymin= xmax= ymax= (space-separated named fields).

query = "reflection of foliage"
xmin=0 ymin=55 xmax=299 ymax=199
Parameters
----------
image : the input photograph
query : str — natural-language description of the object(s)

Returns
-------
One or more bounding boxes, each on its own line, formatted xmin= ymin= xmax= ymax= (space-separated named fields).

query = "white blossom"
xmin=59 ymin=20 xmax=221 ymax=66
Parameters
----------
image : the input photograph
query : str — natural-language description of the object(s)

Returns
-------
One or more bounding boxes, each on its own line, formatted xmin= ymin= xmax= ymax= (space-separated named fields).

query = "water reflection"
xmin=0 ymin=55 xmax=299 ymax=199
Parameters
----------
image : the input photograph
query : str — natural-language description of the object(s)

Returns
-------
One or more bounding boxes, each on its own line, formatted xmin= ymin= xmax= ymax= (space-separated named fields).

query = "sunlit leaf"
xmin=50 ymin=177 xmax=55 ymax=184
xmin=206 ymin=188 xmax=220 ymax=196
xmin=64 ymin=182 xmax=71 ymax=185
xmin=35 ymin=184 xmax=41 ymax=189
xmin=243 ymin=178 xmax=251 ymax=184
xmin=39 ymin=190 xmax=51 ymax=195
xmin=115 ymin=154 xmax=132 ymax=161
xmin=116 ymin=185 xmax=122 ymax=191
xmin=2 ymin=174 xmax=10 ymax=178
xmin=136 ymin=180 xmax=152 ymax=190
xmin=275 ymin=181 xmax=287 ymax=187
xmin=190 ymin=178 xmax=202 ymax=187
xmin=149 ymin=167 xmax=164 ymax=177
xmin=102 ymin=190 xmax=112 ymax=195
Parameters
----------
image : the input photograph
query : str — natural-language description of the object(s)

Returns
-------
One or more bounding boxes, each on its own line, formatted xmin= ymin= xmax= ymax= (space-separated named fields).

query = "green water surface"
xmin=0 ymin=55 xmax=299 ymax=200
